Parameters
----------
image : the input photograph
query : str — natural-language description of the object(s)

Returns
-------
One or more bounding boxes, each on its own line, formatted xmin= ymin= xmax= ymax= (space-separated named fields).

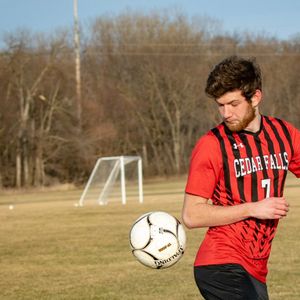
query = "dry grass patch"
xmin=0 ymin=175 xmax=299 ymax=299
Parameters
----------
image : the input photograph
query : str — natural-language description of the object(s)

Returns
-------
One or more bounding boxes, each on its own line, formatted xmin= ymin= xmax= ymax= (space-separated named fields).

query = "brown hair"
xmin=205 ymin=55 xmax=262 ymax=101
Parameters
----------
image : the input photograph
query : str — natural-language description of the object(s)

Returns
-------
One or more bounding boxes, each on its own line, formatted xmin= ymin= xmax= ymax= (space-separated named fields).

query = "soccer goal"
xmin=79 ymin=156 xmax=143 ymax=206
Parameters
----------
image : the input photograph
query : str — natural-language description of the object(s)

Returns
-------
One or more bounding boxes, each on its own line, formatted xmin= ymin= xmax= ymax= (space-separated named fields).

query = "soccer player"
xmin=182 ymin=55 xmax=300 ymax=300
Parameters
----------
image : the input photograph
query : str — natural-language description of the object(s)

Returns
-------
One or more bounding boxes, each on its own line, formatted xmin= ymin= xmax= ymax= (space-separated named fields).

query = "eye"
xmin=231 ymin=101 xmax=240 ymax=107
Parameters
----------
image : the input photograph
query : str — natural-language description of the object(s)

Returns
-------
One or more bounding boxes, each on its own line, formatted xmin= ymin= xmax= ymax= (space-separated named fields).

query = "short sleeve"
xmin=185 ymin=133 xmax=222 ymax=199
xmin=287 ymin=122 xmax=300 ymax=177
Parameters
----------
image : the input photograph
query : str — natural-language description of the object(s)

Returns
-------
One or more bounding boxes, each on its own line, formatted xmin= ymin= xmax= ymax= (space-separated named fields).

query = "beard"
xmin=225 ymin=104 xmax=256 ymax=132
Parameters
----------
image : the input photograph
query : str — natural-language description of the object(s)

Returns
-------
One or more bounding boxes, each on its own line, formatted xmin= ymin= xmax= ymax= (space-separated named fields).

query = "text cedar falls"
xmin=234 ymin=152 xmax=289 ymax=178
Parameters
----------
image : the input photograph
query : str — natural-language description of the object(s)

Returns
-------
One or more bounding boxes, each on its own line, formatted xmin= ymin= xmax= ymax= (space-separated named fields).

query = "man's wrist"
xmin=243 ymin=202 xmax=255 ymax=219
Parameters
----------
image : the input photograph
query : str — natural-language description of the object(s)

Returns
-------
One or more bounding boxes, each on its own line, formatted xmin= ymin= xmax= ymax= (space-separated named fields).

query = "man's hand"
xmin=249 ymin=197 xmax=289 ymax=220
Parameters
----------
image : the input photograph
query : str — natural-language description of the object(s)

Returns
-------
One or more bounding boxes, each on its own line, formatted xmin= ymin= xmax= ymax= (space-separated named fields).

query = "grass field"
xmin=0 ymin=175 xmax=299 ymax=299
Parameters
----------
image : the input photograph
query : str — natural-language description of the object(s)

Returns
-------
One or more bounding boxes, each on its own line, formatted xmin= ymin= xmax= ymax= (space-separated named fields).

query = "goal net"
xmin=79 ymin=156 xmax=143 ymax=206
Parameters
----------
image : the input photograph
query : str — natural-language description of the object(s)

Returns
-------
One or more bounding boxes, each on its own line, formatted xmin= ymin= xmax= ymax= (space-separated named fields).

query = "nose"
xmin=220 ymin=105 xmax=232 ymax=119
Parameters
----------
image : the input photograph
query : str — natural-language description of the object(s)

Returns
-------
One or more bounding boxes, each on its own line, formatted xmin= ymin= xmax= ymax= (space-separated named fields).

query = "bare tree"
xmin=0 ymin=11 xmax=299 ymax=187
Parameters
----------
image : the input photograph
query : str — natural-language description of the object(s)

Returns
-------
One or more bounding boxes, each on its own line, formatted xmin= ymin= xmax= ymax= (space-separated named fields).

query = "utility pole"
xmin=73 ymin=0 xmax=82 ymax=129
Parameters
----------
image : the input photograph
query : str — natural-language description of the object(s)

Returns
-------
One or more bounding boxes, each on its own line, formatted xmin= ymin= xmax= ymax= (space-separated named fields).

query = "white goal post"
xmin=79 ymin=156 xmax=143 ymax=206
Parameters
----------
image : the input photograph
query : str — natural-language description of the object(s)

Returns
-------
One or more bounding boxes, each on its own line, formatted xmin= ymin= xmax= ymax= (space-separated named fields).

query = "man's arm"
xmin=182 ymin=193 xmax=290 ymax=229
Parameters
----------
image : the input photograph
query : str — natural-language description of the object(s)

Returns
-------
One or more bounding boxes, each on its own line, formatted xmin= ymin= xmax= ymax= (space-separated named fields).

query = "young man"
xmin=182 ymin=56 xmax=300 ymax=300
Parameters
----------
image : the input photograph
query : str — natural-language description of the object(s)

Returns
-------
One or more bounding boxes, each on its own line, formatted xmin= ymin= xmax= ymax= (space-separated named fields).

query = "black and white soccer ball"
xmin=129 ymin=211 xmax=186 ymax=269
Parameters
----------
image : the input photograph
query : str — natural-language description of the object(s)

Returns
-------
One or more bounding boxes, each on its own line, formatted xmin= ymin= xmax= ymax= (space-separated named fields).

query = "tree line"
xmin=0 ymin=12 xmax=299 ymax=188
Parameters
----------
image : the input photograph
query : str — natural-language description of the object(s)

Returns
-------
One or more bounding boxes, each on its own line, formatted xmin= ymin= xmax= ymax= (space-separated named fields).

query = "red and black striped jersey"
xmin=185 ymin=115 xmax=300 ymax=282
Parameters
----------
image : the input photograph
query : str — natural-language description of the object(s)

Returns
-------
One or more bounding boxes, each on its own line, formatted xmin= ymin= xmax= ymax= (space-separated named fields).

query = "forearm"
xmin=182 ymin=193 xmax=289 ymax=229
xmin=182 ymin=197 xmax=251 ymax=228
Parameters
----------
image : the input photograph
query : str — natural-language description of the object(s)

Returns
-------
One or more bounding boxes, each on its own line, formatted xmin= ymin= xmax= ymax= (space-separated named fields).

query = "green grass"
xmin=0 ymin=175 xmax=299 ymax=299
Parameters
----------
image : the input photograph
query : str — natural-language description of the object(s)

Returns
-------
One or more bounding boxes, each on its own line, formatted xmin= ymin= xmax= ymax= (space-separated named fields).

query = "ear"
xmin=251 ymin=89 xmax=262 ymax=107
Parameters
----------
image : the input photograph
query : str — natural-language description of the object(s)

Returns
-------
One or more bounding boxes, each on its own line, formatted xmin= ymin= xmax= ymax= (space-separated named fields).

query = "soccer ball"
xmin=129 ymin=211 xmax=186 ymax=269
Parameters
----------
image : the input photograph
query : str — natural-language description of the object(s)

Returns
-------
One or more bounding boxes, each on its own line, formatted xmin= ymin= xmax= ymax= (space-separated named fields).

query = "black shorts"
xmin=194 ymin=264 xmax=269 ymax=300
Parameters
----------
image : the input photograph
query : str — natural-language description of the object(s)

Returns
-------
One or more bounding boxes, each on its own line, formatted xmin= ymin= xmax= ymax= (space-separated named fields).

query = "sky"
xmin=0 ymin=0 xmax=300 ymax=45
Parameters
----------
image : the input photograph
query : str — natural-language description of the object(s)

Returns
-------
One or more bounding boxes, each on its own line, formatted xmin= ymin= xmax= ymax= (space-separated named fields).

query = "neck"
xmin=245 ymin=112 xmax=261 ymax=133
